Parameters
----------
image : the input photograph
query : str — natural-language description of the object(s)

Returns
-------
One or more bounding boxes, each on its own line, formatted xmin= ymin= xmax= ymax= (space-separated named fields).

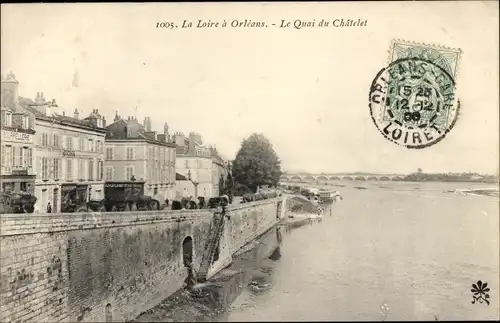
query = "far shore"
xmin=451 ymin=187 xmax=499 ymax=198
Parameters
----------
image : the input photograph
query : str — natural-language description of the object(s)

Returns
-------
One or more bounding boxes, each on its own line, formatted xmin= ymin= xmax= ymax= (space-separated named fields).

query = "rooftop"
xmin=20 ymin=98 xmax=107 ymax=133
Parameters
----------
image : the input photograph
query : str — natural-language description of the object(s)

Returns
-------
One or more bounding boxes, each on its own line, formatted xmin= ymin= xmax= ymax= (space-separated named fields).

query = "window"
xmin=79 ymin=138 xmax=85 ymax=151
xmin=125 ymin=167 xmax=134 ymax=181
xmin=106 ymin=148 xmax=113 ymax=160
xmin=66 ymin=159 xmax=73 ymax=180
xmin=67 ymin=137 xmax=73 ymax=150
xmin=3 ymin=145 xmax=11 ymax=168
xmin=105 ymin=167 xmax=114 ymax=181
xmin=126 ymin=147 xmax=134 ymax=160
xmin=53 ymin=133 xmax=60 ymax=148
xmin=96 ymin=140 xmax=101 ymax=153
xmin=41 ymin=157 xmax=48 ymax=180
xmin=1 ymin=111 xmax=12 ymax=127
xmin=53 ymin=158 xmax=60 ymax=179
xmin=97 ymin=160 xmax=104 ymax=181
xmin=22 ymin=147 xmax=29 ymax=167
xmin=88 ymin=160 xmax=94 ymax=180
xmin=41 ymin=133 xmax=48 ymax=146
xmin=89 ymin=139 xmax=94 ymax=152
xmin=79 ymin=159 xmax=85 ymax=179
xmin=22 ymin=115 xmax=29 ymax=129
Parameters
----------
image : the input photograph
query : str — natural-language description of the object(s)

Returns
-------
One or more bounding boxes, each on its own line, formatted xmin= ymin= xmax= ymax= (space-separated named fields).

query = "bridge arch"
xmin=303 ymin=176 xmax=315 ymax=181
xmin=367 ymin=176 xmax=378 ymax=181
xmin=379 ymin=176 xmax=390 ymax=181
xmin=329 ymin=176 xmax=341 ymax=181
xmin=182 ymin=236 xmax=193 ymax=267
xmin=317 ymin=176 xmax=328 ymax=181
xmin=290 ymin=176 xmax=302 ymax=181
xmin=354 ymin=176 xmax=366 ymax=181
xmin=392 ymin=176 xmax=404 ymax=181
xmin=344 ymin=176 xmax=354 ymax=180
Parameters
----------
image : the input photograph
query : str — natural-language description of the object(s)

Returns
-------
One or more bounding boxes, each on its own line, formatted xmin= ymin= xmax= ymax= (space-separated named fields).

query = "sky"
xmin=1 ymin=2 xmax=498 ymax=174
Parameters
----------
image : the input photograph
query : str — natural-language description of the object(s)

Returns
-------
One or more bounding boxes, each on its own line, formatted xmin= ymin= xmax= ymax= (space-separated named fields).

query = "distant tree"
xmin=418 ymin=168 xmax=423 ymax=173
xmin=232 ymin=133 xmax=282 ymax=193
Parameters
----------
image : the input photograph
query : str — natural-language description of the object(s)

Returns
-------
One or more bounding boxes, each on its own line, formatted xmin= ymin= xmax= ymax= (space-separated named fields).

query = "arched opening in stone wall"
xmin=182 ymin=236 xmax=193 ymax=267
xmin=105 ymin=304 xmax=112 ymax=322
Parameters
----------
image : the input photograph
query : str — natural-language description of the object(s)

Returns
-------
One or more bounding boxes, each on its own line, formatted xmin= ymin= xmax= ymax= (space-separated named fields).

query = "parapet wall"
xmin=0 ymin=199 xmax=281 ymax=323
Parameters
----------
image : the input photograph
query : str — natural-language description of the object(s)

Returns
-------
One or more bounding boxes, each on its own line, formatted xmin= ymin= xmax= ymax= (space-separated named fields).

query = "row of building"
xmin=0 ymin=72 xmax=229 ymax=213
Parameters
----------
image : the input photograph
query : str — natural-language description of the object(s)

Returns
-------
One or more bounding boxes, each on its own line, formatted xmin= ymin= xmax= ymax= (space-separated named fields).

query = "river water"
xmin=135 ymin=181 xmax=499 ymax=321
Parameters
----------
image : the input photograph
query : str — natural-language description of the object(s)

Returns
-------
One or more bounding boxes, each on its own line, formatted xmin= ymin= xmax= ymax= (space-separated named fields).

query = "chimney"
xmin=144 ymin=131 xmax=157 ymax=141
xmin=188 ymin=132 xmax=203 ymax=145
xmin=35 ymin=92 xmax=45 ymax=105
xmin=174 ymin=132 xmax=185 ymax=146
xmin=142 ymin=117 xmax=151 ymax=131
xmin=74 ymin=108 xmax=80 ymax=119
xmin=1 ymin=71 xmax=19 ymax=109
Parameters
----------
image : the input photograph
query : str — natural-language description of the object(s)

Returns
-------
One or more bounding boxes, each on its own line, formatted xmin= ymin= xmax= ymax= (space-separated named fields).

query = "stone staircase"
xmin=197 ymin=207 xmax=227 ymax=282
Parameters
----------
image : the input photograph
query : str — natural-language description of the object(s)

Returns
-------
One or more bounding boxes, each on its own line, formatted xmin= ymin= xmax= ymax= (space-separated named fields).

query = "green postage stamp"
xmin=369 ymin=39 xmax=462 ymax=149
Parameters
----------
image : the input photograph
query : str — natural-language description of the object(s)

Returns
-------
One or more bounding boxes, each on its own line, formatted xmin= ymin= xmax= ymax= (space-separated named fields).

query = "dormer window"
xmin=21 ymin=114 xmax=29 ymax=129
xmin=1 ymin=110 xmax=12 ymax=127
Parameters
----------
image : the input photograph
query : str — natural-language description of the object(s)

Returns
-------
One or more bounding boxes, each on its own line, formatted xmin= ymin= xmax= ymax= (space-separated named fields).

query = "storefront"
xmin=60 ymin=184 xmax=89 ymax=213
xmin=1 ymin=174 xmax=36 ymax=194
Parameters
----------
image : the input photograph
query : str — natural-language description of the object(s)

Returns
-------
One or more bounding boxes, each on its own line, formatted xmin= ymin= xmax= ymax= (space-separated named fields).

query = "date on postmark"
xmin=369 ymin=40 xmax=462 ymax=149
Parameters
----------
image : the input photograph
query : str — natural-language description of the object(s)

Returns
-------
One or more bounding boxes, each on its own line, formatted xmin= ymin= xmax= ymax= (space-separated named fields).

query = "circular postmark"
xmin=369 ymin=57 xmax=460 ymax=149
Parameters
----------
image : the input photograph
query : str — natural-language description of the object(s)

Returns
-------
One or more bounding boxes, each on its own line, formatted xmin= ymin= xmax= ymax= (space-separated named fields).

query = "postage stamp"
xmin=369 ymin=40 xmax=462 ymax=149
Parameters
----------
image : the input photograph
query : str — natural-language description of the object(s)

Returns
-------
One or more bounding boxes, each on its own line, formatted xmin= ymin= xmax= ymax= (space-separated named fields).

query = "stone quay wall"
xmin=0 ymin=198 xmax=282 ymax=323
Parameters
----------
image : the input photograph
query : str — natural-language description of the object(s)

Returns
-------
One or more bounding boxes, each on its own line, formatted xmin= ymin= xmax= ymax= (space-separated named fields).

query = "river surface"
xmin=135 ymin=181 xmax=499 ymax=321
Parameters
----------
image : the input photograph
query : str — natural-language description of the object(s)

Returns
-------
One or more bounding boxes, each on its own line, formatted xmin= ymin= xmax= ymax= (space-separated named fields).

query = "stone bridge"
xmin=280 ymin=173 xmax=407 ymax=182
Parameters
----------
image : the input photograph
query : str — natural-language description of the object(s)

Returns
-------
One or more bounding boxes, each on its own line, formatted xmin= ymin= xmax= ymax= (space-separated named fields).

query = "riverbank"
xmin=132 ymin=226 xmax=285 ymax=323
xmin=448 ymin=187 xmax=499 ymax=198
xmin=279 ymin=212 xmax=323 ymax=226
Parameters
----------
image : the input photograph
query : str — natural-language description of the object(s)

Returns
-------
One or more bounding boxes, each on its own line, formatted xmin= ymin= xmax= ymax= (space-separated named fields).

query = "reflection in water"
xmin=134 ymin=220 xmax=314 ymax=323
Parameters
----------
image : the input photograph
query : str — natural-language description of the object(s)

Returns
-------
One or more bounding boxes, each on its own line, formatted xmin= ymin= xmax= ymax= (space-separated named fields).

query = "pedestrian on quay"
xmin=46 ymin=202 xmax=52 ymax=213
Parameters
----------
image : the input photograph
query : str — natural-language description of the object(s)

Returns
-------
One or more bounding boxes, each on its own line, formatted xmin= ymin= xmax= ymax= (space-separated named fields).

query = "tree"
xmin=232 ymin=133 xmax=282 ymax=193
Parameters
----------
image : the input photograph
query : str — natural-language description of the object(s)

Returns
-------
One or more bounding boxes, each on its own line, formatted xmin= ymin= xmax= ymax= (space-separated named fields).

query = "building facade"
xmin=212 ymin=152 xmax=229 ymax=195
xmin=173 ymin=132 xmax=228 ymax=199
xmin=0 ymin=72 xmax=36 ymax=194
xmin=21 ymin=93 xmax=108 ymax=213
xmin=105 ymin=115 xmax=176 ymax=202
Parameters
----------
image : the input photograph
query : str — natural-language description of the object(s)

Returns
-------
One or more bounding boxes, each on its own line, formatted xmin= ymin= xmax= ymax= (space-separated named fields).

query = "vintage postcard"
xmin=0 ymin=2 xmax=498 ymax=322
